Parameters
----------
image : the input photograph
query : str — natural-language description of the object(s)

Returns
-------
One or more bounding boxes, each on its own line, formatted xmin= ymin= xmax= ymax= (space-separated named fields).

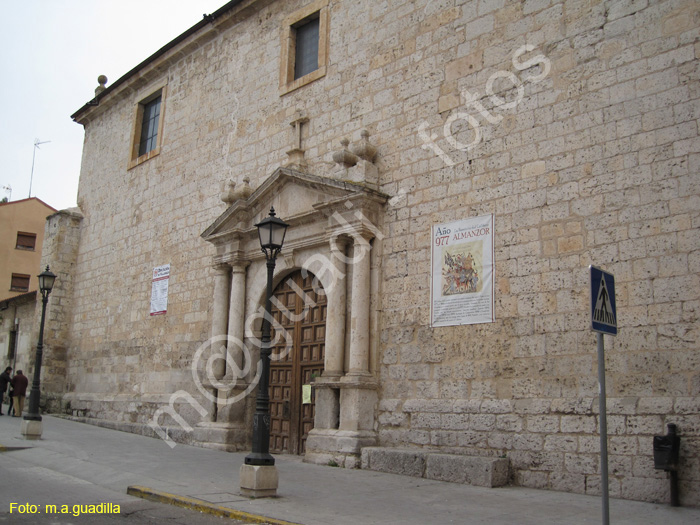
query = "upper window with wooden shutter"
xmin=10 ymin=274 xmax=30 ymax=292
xmin=15 ymin=232 xmax=37 ymax=251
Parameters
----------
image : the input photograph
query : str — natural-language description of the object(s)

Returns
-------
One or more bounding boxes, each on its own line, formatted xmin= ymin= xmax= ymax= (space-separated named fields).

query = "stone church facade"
xmin=39 ymin=0 xmax=698 ymax=505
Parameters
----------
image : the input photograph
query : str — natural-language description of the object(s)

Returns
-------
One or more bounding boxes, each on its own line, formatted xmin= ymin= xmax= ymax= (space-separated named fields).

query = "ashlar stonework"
xmin=35 ymin=0 xmax=700 ymax=506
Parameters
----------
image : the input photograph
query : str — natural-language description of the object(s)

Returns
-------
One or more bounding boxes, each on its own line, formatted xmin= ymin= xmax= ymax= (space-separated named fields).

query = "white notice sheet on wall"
xmin=150 ymin=264 xmax=170 ymax=316
xmin=430 ymin=215 xmax=494 ymax=327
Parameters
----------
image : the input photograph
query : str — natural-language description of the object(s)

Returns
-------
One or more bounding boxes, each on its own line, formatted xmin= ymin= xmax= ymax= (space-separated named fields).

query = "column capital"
xmin=229 ymin=259 xmax=251 ymax=273
xmin=213 ymin=262 xmax=231 ymax=274
xmin=328 ymin=223 xmax=376 ymax=244
xmin=351 ymin=233 xmax=372 ymax=249
xmin=329 ymin=234 xmax=350 ymax=255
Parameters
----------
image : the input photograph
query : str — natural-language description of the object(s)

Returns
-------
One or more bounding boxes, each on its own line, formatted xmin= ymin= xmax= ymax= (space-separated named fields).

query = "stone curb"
xmin=0 ymin=446 xmax=31 ymax=452
xmin=126 ymin=485 xmax=301 ymax=525
xmin=0 ymin=444 xmax=32 ymax=452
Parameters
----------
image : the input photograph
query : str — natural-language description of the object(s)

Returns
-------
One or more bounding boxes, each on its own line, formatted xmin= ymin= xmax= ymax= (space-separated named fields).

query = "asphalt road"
xmin=0 ymin=451 xmax=244 ymax=524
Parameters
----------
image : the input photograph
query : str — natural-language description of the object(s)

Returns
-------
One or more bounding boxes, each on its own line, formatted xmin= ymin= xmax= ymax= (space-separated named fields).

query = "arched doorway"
xmin=269 ymin=270 xmax=326 ymax=455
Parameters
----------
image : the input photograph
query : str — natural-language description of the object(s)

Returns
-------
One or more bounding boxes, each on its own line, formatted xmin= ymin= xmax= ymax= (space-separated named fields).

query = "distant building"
xmin=38 ymin=0 xmax=700 ymax=506
xmin=0 ymin=197 xmax=56 ymax=375
xmin=0 ymin=197 xmax=56 ymax=300
xmin=0 ymin=290 xmax=36 ymax=375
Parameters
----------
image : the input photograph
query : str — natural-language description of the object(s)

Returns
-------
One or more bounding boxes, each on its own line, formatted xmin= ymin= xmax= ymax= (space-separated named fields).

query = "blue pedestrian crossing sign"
xmin=590 ymin=266 xmax=617 ymax=336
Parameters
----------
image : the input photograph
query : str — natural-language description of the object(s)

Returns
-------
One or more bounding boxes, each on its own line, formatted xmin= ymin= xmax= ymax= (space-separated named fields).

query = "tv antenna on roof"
xmin=29 ymin=138 xmax=50 ymax=198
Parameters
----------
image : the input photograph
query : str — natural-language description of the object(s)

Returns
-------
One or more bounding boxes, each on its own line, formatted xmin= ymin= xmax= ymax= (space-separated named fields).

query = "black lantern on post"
xmin=24 ymin=265 xmax=56 ymax=423
xmin=255 ymin=207 xmax=288 ymax=259
xmin=245 ymin=207 xmax=289 ymax=466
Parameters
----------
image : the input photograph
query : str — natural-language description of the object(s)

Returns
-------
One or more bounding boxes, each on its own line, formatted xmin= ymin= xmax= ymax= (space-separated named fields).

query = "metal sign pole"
xmin=597 ymin=331 xmax=609 ymax=525
xmin=591 ymin=266 xmax=616 ymax=525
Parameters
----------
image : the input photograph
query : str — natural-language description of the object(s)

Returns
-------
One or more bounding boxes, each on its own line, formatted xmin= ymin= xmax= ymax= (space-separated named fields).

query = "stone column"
xmin=211 ymin=264 xmax=231 ymax=381
xmin=196 ymin=261 xmax=250 ymax=448
xmin=324 ymin=239 xmax=347 ymax=378
xmin=347 ymin=235 xmax=371 ymax=377
xmin=304 ymin=227 xmax=380 ymax=467
xmin=227 ymin=262 xmax=248 ymax=374
xmin=213 ymin=261 xmax=251 ymax=428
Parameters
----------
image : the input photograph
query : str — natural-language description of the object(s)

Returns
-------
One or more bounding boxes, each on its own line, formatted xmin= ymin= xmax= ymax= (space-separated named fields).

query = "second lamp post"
xmin=245 ymin=207 xmax=289 ymax=467
xmin=21 ymin=265 xmax=56 ymax=439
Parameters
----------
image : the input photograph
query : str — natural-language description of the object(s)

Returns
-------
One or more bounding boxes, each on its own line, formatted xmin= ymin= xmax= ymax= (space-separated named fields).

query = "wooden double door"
xmin=269 ymin=271 xmax=326 ymax=455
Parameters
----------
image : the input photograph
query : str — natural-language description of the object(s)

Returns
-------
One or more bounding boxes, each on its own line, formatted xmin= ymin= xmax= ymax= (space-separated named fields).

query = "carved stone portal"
xmin=201 ymin=167 xmax=388 ymax=465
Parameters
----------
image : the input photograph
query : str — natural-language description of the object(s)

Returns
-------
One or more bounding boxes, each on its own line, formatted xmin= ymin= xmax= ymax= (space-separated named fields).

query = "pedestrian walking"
xmin=0 ymin=366 xmax=11 ymax=415
xmin=10 ymin=370 xmax=29 ymax=417
xmin=7 ymin=388 xmax=14 ymax=416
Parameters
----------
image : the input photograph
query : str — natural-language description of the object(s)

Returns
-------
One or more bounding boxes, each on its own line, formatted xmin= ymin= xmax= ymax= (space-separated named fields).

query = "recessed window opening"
xmin=138 ymin=95 xmax=162 ymax=157
xmin=294 ymin=16 xmax=320 ymax=80
xmin=279 ymin=0 xmax=328 ymax=95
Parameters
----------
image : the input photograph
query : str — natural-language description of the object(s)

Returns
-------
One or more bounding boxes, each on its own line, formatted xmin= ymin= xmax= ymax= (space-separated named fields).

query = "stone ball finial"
xmin=232 ymin=176 xmax=252 ymax=201
xmin=95 ymin=75 xmax=108 ymax=95
xmin=333 ymin=138 xmax=358 ymax=168
xmin=350 ymin=129 xmax=377 ymax=163
xmin=221 ymin=179 xmax=236 ymax=205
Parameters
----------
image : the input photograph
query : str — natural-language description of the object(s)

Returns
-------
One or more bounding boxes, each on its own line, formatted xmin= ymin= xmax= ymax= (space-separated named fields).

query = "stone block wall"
xmin=40 ymin=209 xmax=83 ymax=406
xmin=374 ymin=0 xmax=700 ymax=506
xmin=65 ymin=0 xmax=698 ymax=504
xmin=361 ymin=447 xmax=509 ymax=487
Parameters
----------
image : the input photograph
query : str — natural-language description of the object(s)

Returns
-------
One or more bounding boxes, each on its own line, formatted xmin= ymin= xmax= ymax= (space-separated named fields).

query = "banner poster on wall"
xmin=150 ymin=264 xmax=170 ymax=316
xmin=430 ymin=214 xmax=494 ymax=327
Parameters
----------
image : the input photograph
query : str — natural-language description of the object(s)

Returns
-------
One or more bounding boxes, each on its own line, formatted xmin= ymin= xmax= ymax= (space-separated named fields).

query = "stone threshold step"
xmin=360 ymin=447 xmax=509 ymax=487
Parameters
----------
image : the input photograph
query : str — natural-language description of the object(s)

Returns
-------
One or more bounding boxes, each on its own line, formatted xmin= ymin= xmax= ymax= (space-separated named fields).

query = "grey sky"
xmin=1 ymin=0 xmax=227 ymax=210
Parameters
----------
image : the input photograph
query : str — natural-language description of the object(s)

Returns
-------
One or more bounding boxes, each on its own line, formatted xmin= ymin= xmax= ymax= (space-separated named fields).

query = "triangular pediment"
xmin=202 ymin=167 xmax=388 ymax=245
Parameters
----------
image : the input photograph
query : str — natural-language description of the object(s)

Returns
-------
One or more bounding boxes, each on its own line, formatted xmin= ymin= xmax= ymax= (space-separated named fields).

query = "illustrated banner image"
xmin=431 ymin=215 xmax=494 ymax=327
xmin=150 ymin=264 xmax=170 ymax=316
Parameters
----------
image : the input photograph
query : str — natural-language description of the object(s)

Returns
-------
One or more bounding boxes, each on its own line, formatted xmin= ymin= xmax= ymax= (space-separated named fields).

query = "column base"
xmin=193 ymin=421 xmax=249 ymax=451
xmin=304 ymin=429 xmax=377 ymax=469
xmin=342 ymin=371 xmax=373 ymax=380
xmin=21 ymin=419 xmax=43 ymax=440
xmin=239 ymin=464 xmax=278 ymax=498
xmin=339 ymin=382 xmax=377 ymax=432
xmin=215 ymin=382 xmax=255 ymax=425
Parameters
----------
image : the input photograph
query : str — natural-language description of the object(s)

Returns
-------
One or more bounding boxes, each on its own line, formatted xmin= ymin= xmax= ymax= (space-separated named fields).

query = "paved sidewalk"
xmin=1 ymin=415 xmax=698 ymax=524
